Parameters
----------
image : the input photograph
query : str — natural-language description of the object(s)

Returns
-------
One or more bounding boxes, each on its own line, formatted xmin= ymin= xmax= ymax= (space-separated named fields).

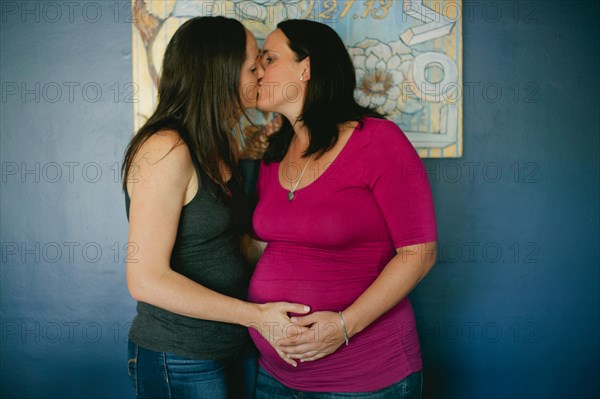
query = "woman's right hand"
xmin=249 ymin=302 xmax=311 ymax=367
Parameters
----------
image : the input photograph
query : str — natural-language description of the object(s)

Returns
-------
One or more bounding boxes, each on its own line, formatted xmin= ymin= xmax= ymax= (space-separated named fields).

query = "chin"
xmin=257 ymin=99 xmax=275 ymax=113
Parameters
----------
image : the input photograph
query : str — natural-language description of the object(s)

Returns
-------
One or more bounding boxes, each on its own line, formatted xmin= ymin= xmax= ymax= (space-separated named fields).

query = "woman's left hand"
xmin=277 ymin=311 xmax=346 ymax=362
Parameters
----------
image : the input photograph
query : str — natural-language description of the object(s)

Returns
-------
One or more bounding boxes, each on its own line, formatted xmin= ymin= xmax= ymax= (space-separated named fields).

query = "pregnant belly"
xmin=247 ymin=243 xmax=389 ymax=368
xmin=248 ymin=243 xmax=386 ymax=310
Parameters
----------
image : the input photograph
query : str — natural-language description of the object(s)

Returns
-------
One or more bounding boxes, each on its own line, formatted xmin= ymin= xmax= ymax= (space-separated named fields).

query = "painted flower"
xmin=350 ymin=38 xmax=423 ymax=115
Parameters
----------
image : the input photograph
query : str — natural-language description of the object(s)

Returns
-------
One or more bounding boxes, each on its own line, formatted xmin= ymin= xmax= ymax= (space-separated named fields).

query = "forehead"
xmin=245 ymin=30 xmax=259 ymax=57
xmin=262 ymin=29 xmax=288 ymax=51
xmin=245 ymin=29 xmax=258 ymax=49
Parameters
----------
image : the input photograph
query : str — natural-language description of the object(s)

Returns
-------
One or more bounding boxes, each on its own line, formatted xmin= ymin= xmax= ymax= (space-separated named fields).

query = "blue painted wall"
xmin=1 ymin=1 xmax=598 ymax=398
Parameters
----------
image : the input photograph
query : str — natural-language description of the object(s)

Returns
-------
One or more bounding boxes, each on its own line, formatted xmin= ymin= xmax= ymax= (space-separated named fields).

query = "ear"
xmin=301 ymin=56 xmax=311 ymax=82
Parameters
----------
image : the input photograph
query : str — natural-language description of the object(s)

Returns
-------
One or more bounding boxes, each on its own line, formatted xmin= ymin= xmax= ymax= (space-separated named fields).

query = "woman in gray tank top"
xmin=121 ymin=16 xmax=310 ymax=399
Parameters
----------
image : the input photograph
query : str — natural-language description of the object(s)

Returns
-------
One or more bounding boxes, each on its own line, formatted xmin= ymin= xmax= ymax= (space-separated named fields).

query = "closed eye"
xmin=261 ymin=56 xmax=273 ymax=67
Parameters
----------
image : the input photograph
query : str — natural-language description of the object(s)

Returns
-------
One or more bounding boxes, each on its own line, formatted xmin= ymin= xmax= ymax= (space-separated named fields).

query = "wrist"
xmin=238 ymin=301 xmax=263 ymax=329
xmin=338 ymin=311 xmax=349 ymax=346
xmin=341 ymin=307 xmax=363 ymax=339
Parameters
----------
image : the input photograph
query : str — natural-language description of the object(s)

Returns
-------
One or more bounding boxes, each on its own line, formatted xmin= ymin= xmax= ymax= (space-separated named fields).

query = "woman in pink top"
xmin=247 ymin=19 xmax=437 ymax=398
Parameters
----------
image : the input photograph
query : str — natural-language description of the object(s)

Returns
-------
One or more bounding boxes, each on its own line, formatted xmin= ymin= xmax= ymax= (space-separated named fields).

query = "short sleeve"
xmin=364 ymin=119 xmax=437 ymax=248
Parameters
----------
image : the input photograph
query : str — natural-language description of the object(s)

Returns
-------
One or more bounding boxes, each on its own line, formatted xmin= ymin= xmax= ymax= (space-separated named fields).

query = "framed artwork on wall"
xmin=132 ymin=0 xmax=462 ymax=158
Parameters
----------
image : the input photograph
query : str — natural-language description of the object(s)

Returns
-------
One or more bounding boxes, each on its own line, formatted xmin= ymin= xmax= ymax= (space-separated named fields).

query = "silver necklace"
xmin=288 ymin=152 xmax=314 ymax=201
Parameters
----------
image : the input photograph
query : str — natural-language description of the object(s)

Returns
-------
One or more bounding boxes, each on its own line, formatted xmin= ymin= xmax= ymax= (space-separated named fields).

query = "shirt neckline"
xmin=275 ymin=121 xmax=361 ymax=196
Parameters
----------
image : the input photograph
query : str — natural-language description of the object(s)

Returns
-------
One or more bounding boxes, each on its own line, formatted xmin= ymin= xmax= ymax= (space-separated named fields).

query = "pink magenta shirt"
xmin=248 ymin=117 xmax=438 ymax=392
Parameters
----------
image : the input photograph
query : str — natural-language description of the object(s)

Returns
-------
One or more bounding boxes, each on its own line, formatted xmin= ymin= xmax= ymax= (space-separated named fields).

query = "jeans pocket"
xmin=127 ymin=340 xmax=138 ymax=395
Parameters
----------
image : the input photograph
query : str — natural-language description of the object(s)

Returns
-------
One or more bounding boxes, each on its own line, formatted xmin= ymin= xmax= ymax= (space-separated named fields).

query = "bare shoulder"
xmin=133 ymin=129 xmax=192 ymax=168
xmin=127 ymin=130 xmax=195 ymax=196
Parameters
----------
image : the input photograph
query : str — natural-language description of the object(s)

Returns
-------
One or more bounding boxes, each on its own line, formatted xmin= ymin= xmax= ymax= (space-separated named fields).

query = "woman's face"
xmin=239 ymin=29 xmax=264 ymax=110
xmin=257 ymin=29 xmax=309 ymax=116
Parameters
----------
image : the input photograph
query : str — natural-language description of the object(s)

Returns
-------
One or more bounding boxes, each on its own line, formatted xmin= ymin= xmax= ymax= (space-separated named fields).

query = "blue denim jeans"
xmin=127 ymin=340 xmax=257 ymax=399
xmin=256 ymin=366 xmax=422 ymax=399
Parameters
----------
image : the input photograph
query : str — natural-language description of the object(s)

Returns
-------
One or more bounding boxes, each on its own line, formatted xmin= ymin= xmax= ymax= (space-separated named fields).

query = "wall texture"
xmin=1 ymin=1 xmax=598 ymax=398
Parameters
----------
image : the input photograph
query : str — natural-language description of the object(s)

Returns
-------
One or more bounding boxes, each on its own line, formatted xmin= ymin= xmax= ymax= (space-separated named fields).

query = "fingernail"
xmin=286 ymin=354 xmax=291 ymax=358
xmin=304 ymin=306 xmax=310 ymax=311
xmin=290 ymin=317 xmax=298 ymax=322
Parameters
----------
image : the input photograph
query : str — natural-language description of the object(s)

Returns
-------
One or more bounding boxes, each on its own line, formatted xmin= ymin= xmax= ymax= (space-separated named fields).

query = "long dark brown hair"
xmin=263 ymin=19 xmax=384 ymax=163
xmin=122 ymin=16 xmax=247 ymax=194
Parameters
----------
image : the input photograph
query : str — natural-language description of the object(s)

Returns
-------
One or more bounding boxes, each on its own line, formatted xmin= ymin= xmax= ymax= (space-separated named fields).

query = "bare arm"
xmin=278 ymin=121 xmax=437 ymax=361
xmin=126 ymin=131 xmax=308 ymax=365
xmin=343 ymin=242 xmax=436 ymax=337
xmin=279 ymin=242 xmax=437 ymax=362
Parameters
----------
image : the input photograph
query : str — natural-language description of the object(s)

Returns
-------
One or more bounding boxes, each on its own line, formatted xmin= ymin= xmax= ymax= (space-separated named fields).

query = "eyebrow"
xmin=260 ymin=49 xmax=276 ymax=56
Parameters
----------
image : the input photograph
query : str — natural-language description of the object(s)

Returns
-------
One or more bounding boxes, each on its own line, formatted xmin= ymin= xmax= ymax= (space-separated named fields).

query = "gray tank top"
xmin=125 ymin=158 xmax=253 ymax=360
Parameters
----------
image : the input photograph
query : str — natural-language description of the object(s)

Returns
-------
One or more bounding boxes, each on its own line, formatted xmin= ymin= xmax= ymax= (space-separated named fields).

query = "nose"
xmin=256 ymin=61 xmax=265 ymax=81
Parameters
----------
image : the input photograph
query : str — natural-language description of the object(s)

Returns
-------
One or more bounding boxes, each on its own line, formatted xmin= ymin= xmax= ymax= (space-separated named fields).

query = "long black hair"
xmin=263 ymin=19 xmax=384 ymax=163
xmin=122 ymin=16 xmax=247 ymax=194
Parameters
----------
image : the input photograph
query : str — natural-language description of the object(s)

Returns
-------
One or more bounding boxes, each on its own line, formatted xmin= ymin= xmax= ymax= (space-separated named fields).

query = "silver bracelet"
xmin=338 ymin=311 xmax=349 ymax=346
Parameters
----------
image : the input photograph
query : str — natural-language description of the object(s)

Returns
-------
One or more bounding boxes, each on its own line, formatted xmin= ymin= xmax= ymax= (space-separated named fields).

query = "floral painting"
xmin=132 ymin=0 xmax=463 ymax=158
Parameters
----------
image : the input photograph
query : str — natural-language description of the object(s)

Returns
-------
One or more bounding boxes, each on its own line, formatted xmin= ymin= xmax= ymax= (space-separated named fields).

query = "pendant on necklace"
xmin=288 ymin=191 xmax=295 ymax=201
